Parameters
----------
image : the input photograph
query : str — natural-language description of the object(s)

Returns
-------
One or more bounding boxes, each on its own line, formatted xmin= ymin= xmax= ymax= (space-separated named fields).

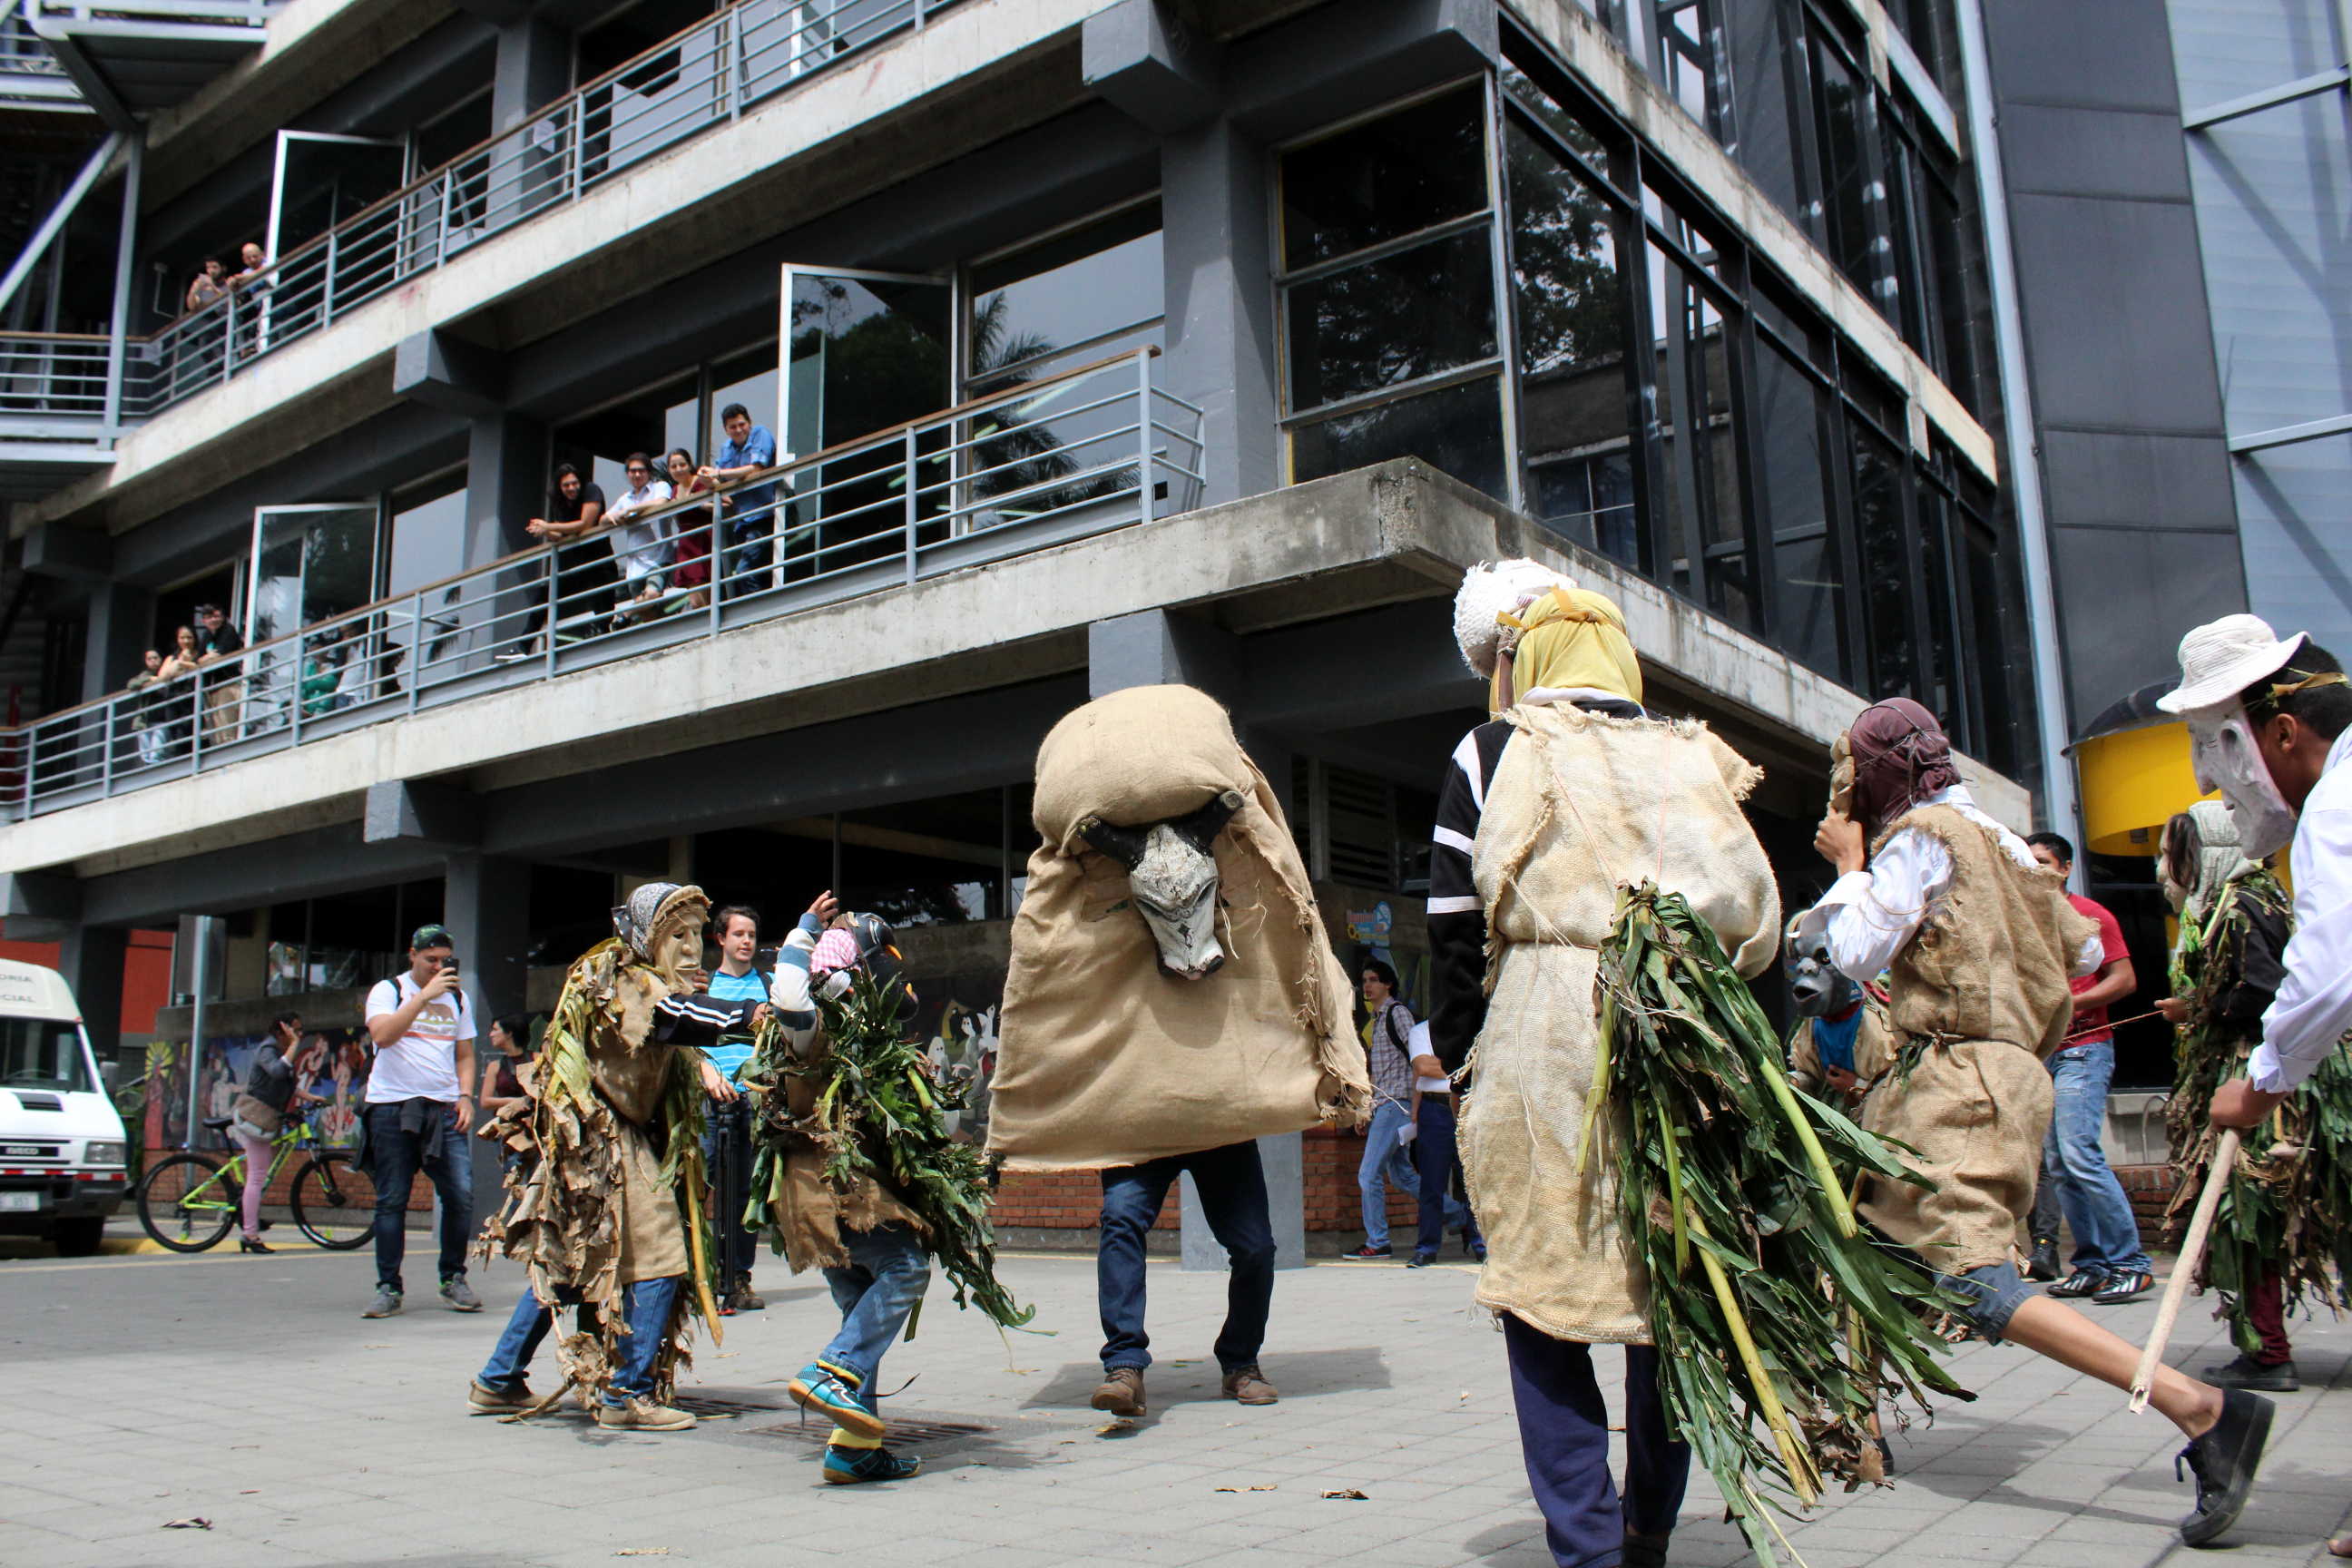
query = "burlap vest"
xmin=1875 ymin=805 xmax=2093 ymax=1058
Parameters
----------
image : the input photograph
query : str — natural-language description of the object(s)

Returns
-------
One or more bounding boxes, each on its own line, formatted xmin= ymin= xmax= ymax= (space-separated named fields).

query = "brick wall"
xmin=2116 ymin=1163 xmax=2179 ymax=1245
xmin=988 ymin=1126 xmax=1418 ymax=1236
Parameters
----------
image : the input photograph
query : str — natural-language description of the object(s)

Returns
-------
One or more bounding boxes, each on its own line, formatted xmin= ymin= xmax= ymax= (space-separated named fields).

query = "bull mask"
xmin=1781 ymin=915 xmax=1858 ymax=1021
xmin=1079 ymin=789 xmax=1246 ymax=980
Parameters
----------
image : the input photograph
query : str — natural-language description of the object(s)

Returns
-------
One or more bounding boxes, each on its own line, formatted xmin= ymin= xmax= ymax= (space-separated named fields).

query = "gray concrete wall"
xmin=2167 ymin=0 xmax=2352 ymax=654
xmin=1980 ymin=0 xmax=2247 ymax=725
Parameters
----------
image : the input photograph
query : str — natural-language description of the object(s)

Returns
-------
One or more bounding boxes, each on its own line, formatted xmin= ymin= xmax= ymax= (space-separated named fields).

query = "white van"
xmin=0 ymin=958 xmax=128 ymax=1255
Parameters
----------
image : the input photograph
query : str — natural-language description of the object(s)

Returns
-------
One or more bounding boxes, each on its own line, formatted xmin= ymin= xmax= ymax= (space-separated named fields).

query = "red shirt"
xmin=2065 ymin=893 xmax=2128 ymax=1042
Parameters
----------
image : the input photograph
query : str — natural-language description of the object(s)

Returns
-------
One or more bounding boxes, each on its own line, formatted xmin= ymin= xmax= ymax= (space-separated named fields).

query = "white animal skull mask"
xmin=2186 ymin=706 xmax=2298 ymax=859
xmin=1078 ymin=790 xmax=1246 ymax=980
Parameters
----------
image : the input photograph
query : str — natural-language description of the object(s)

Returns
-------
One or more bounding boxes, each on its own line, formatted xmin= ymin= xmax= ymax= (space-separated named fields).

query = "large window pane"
xmin=1809 ymin=32 xmax=1885 ymax=311
xmin=1653 ymin=1 xmax=1730 ymax=141
xmin=1285 ymin=230 xmax=1497 ymax=411
xmin=1917 ymin=486 xmax=1962 ymax=731
xmin=1507 ymin=114 xmax=1636 ymax=564
xmin=1850 ymin=426 xmax=1914 ymax=701
xmin=1502 ymin=62 xmax=1612 ymax=167
xmin=1647 ymin=244 xmax=1749 ymax=627
xmin=1753 ymin=345 xmax=1846 ymax=681
xmin=968 ymin=202 xmax=1164 ymax=393
xmin=1292 ymin=375 xmax=1505 ymax=500
xmin=1281 ymin=88 xmax=1487 ymax=269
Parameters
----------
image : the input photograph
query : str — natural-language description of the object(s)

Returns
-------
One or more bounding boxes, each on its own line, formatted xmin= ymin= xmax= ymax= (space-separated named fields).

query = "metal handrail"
xmin=0 ymin=349 xmax=1205 ymax=818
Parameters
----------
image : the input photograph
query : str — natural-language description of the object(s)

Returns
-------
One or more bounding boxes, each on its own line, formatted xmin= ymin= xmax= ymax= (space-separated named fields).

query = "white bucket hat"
xmin=1453 ymin=558 xmax=1579 ymax=678
xmin=2158 ymin=613 xmax=2308 ymax=715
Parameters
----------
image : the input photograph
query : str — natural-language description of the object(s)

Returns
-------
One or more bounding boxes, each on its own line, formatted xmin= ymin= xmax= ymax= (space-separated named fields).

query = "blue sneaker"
xmin=787 ymin=1360 xmax=886 ymax=1441
xmin=823 ymin=1444 xmax=922 ymax=1485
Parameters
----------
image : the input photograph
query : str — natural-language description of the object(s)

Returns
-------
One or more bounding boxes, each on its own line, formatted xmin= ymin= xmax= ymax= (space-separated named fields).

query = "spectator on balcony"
xmin=193 ymin=603 xmax=247 ymax=744
xmin=605 ymin=453 xmax=674 ymax=627
xmin=123 ymin=649 xmax=168 ymax=769
xmin=701 ymin=404 xmax=778 ymax=598
xmin=228 ymin=241 xmax=270 ymax=358
xmin=183 ymin=258 xmax=227 ymax=315
xmin=523 ymin=464 xmax=607 ymax=648
xmin=152 ymin=625 xmax=202 ymax=760
xmin=665 ymin=448 xmax=715 ymax=612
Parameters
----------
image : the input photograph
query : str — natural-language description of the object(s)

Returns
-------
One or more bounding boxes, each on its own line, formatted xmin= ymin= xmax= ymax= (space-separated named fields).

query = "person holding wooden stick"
xmin=1798 ymin=697 xmax=2272 ymax=1549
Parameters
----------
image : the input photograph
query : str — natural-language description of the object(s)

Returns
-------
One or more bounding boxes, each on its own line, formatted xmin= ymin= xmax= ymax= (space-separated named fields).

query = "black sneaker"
xmin=2091 ymin=1270 xmax=2153 ymax=1306
xmin=2046 ymin=1269 xmax=2107 ymax=1298
xmin=2024 ymin=1240 xmax=2062 ymax=1282
xmin=2201 ymin=1353 xmax=2299 ymax=1392
xmin=2177 ymin=1387 xmax=2274 ymax=1546
xmin=1339 ymin=1244 xmax=1392 ymax=1260
xmin=1406 ymin=1250 xmax=1436 ymax=1269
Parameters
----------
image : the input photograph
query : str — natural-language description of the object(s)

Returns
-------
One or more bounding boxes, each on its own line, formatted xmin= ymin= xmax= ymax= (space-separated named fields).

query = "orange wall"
xmin=0 ymin=930 xmax=174 ymax=1034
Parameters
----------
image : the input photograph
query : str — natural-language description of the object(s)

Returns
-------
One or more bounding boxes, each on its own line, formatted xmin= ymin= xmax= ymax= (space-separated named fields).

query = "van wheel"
xmin=52 ymin=1218 xmax=105 ymax=1257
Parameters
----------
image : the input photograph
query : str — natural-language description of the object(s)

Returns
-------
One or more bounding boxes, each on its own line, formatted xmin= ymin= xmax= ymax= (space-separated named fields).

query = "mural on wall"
xmin=905 ymin=977 xmax=1003 ymax=1144
xmin=139 ymin=1033 xmax=370 ymax=1152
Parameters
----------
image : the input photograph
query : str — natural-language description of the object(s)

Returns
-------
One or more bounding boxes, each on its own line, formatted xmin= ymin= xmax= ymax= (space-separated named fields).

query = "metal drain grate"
xmin=673 ymin=1393 xmax=789 ymax=1417
xmin=753 ymin=1412 xmax=996 ymax=1447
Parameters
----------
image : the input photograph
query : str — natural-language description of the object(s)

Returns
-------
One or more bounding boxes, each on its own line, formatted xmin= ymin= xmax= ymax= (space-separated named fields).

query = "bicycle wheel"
xmin=136 ymin=1153 xmax=238 ymax=1252
xmin=290 ymin=1153 xmax=376 ymax=1250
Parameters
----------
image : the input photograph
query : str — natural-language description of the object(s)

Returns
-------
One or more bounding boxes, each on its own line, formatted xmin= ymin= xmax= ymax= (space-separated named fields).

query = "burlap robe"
xmin=1852 ymin=806 xmax=2093 ymax=1276
xmin=1788 ymin=1000 xmax=1896 ymax=1102
xmin=1464 ymin=705 xmax=1779 ymax=1343
xmin=744 ymin=1019 xmax=926 ymax=1273
xmin=990 ymin=684 xmax=1369 ymax=1171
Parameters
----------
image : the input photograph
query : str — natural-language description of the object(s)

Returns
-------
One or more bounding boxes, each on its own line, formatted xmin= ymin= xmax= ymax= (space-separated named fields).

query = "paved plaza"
xmin=4 ymin=1227 xmax=2351 ymax=1568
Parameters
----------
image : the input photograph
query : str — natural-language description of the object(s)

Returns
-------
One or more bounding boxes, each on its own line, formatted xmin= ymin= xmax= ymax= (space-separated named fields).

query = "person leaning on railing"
xmin=154 ymin=624 xmax=202 ymax=760
xmin=193 ymin=603 xmax=246 ymax=744
xmin=664 ymin=448 xmax=716 ymax=612
xmin=513 ymin=463 xmax=607 ymax=656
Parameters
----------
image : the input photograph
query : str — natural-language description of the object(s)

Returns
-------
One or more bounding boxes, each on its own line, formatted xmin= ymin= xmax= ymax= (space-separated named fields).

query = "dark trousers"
xmin=1503 ymin=1313 xmax=1690 ymax=1568
xmin=2245 ymin=1270 xmax=2293 ymax=1364
xmin=367 ymin=1100 xmax=472 ymax=1294
xmin=1414 ymin=1094 xmax=1480 ymax=1256
xmin=703 ymin=1097 xmax=759 ymax=1281
xmin=1098 ymin=1140 xmax=1275 ymax=1374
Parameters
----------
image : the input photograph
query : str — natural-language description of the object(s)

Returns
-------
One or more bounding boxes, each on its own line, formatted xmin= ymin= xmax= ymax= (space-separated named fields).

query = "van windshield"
xmin=0 ymin=1018 xmax=95 ymax=1095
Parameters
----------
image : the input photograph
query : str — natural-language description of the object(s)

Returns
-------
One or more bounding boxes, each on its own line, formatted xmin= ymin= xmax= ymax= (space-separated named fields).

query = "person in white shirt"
xmin=604 ymin=452 xmax=674 ymax=623
xmin=360 ymin=923 xmax=480 ymax=1321
xmin=1798 ymin=697 xmax=2269 ymax=1550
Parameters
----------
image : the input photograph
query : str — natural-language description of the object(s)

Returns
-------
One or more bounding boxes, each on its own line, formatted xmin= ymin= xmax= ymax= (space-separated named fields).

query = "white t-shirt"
xmin=1408 ymin=1020 xmax=1448 ymax=1093
xmin=364 ymin=973 xmax=475 ymax=1102
xmin=605 ymin=479 xmax=674 ymax=583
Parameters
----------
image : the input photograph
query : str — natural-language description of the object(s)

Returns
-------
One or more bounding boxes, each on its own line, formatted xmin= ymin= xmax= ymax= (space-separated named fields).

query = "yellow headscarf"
xmin=1492 ymin=587 xmax=1642 ymax=713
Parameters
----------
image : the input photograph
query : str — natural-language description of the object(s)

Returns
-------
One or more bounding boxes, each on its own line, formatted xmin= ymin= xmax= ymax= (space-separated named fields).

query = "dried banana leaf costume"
xmin=2161 ymin=800 xmax=2352 ymax=1363
xmin=1429 ymin=566 xmax=1779 ymax=1565
xmin=475 ymin=882 xmax=727 ymax=1414
xmin=1794 ymin=700 xmax=2099 ymax=1338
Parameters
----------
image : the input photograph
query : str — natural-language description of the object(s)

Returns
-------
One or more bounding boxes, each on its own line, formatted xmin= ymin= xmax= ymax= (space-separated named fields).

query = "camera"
xmin=439 ymin=956 xmax=460 ymax=975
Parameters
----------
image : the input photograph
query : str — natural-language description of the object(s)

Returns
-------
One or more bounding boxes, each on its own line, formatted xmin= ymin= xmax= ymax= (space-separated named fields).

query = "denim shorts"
xmin=1923 ymin=1259 xmax=2034 ymax=1343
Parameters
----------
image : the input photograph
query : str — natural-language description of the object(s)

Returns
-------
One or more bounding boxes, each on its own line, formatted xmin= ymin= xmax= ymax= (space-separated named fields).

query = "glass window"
xmin=1925 ymin=172 xmax=1982 ymax=416
xmin=1291 ymin=377 xmax=1506 ymax=499
xmin=1 ymin=1017 xmax=93 ymax=1094
xmin=1501 ymin=62 xmax=1612 ymax=169
xmin=709 ymin=346 xmax=779 ymax=463
xmin=1652 ymin=1 xmax=1730 ymax=141
xmin=1532 ymin=451 xmax=1639 ymax=564
xmin=1850 ymin=426 xmax=1914 ymax=701
xmin=1961 ymin=510 xmax=2024 ymax=776
xmin=1917 ymin=485 xmax=1962 ymax=728
xmin=386 ymin=476 xmax=471 ymax=597
xmin=1808 ymin=29 xmax=1885 ymax=311
xmin=1646 ymin=243 xmax=1749 ymax=628
xmin=1280 ymin=87 xmax=1487 ymax=270
xmin=1753 ymin=342 xmax=1846 ymax=681
xmin=1286 ymin=230 xmax=1498 ymax=411
xmin=838 ymin=789 xmax=1010 ymax=926
xmin=968 ymin=201 xmax=1163 ymax=394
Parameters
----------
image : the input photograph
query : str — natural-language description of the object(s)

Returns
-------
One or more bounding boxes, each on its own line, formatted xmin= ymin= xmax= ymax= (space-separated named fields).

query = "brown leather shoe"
xmin=1221 ymin=1364 xmax=1279 ymax=1405
xmin=1091 ymin=1366 xmax=1146 ymax=1416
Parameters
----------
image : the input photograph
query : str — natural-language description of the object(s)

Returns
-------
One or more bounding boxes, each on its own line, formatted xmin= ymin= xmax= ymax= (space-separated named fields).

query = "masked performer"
xmin=2155 ymin=800 xmax=2352 ymax=1394
xmin=467 ymin=882 xmax=745 ymax=1430
xmin=991 ymin=683 xmax=1370 ymax=1419
xmin=1799 ymin=698 xmax=2269 ymax=1547
xmin=1428 ymin=564 xmax=1779 ymax=1568
xmin=1782 ymin=916 xmax=1894 ymax=1112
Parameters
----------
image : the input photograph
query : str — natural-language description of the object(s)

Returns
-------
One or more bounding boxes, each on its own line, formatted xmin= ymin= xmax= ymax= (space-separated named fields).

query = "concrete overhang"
xmin=0 ymin=458 xmax=2029 ymax=883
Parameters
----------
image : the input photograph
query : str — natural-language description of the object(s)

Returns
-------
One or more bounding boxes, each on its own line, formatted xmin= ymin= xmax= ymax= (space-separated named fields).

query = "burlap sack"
xmin=989 ymin=685 xmax=1369 ymax=1171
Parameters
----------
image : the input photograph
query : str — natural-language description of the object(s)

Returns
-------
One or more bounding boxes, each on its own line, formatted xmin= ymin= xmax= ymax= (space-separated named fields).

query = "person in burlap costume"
xmin=990 ymin=682 xmax=1370 ymax=1419
xmin=1427 ymin=563 xmax=1779 ymax=1568
xmin=466 ymin=882 xmax=742 ymax=1432
xmin=1800 ymin=699 xmax=2271 ymax=1548
xmin=1781 ymin=914 xmax=1896 ymax=1112
xmin=2156 ymin=801 xmax=2352 ymax=1394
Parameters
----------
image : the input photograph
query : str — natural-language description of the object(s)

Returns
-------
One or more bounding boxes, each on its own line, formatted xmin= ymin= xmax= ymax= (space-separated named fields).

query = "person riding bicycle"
xmin=229 ymin=1014 xmax=328 ymax=1254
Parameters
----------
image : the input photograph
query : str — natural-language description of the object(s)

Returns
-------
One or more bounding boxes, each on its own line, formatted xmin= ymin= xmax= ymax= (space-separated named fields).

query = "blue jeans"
xmin=477 ymin=1275 xmax=682 ymax=1404
xmin=818 ymin=1223 xmax=932 ymax=1401
xmin=367 ymin=1100 xmax=472 ymax=1294
xmin=2039 ymin=1040 xmax=2150 ymax=1277
xmin=1099 ymin=1140 xmax=1275 ymax=1374
xmin=701 ymin=1098 xmax=758 ymax=1280
xmin=1413 ymin=1095 xmax=1478 ymax=1258
xmin=1504 ymin=1314 xmax=1689 ymax=1568
xmin=1357 ymin=1100 xmax=1419 ymax=1247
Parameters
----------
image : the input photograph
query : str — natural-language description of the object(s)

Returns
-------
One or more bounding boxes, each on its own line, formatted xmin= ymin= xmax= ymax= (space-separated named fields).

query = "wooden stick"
xmin=2129 ymin=1127 xmax=2241 ymax=1413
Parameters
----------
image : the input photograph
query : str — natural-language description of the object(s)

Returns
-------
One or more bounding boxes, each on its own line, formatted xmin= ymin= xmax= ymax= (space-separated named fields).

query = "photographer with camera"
xmin=361 ymin=924 xmax=480 ymax=1321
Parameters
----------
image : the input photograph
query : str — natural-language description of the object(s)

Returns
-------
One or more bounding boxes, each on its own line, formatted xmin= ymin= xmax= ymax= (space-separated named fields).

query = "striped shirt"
xmin=1362 ymin=1000 xmax=1417 ymax=1104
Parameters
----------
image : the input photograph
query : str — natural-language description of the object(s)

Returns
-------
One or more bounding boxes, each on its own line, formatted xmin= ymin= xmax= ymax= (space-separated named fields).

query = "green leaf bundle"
xmin=1590 ymin=885 xmax=1973 ymax=1566
xmin=755 ymin=968 xmax=1034 ymax=1330
xmin=2166 ymin=871 xmax=2352 ymax=1351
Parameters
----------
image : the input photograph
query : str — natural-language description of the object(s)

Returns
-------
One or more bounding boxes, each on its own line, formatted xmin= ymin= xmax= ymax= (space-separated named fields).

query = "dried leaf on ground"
xmin=1320 ymin=1489 xmax=1369 ymax=1501
xmin=1212 ymin=1485 xmax=1279 ymax=1494
xmin=614 ymin=1550 xmax=672 ymax=1558
xmin=1096 ymin=1418 xmax=1136 ymax=1436
xmin=160 ymin=1518 xmax=211 ymax=1530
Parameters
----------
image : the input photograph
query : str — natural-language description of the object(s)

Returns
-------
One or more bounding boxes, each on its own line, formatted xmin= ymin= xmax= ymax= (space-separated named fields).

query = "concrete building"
xmin=0 ymin=0 xmax=2125 ymax=1238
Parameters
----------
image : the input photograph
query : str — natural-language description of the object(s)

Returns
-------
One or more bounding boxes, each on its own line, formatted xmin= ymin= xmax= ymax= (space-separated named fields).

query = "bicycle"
xmin=135 ymin=1112 xmax=376 ymax=1253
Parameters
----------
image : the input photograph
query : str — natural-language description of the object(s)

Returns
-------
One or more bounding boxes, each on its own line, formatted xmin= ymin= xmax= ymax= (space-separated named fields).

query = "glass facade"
xmin=1269 ymin=25 xmax=2032 ymax=776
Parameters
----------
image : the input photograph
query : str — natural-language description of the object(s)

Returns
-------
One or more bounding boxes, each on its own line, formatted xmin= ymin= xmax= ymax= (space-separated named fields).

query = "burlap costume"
xmin=1462 ymin=703 xmax=1779 ymax=1343
xmin=745 ymin=1012 xmax=925 ymax=1272
xmin=1853 ymin=805 xmax=2096 ymax=1275
xmin=990 ymin=685 xmax=1369 ymax=1170
xmin=1788 ymin=998 xmax=1896 ymax=1104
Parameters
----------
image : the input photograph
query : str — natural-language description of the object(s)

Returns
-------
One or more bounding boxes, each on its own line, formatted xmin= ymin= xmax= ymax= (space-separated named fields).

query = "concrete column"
xmin=1180 ymin=1137 xmax=1307 ymax=1271
xmin=78 ymin=581 xmax=154 ymax=705
xmin=466 ymin=409 xmax=548 ymax=569
xmin=1159 ymin=117 xmax=1279 ymax=508
xmin=489 ymin=15 xmax=572 ymax=230
xmin=441 ymin=852 xmax=529 ymax=1208
xmin=58 ymin=923 xmax=125 ymax=1062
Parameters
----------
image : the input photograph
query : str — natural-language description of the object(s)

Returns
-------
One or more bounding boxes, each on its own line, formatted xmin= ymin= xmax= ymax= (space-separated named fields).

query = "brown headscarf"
xmin=1846 ymin=697 xmax=1960 ymax=833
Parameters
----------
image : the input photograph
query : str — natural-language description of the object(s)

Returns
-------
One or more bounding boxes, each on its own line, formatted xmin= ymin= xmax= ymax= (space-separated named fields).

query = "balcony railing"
xmin=0 ymin=0 xmax=965 ymax=438
xmin=0 ymin=349 xmax=1206 ymax=818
